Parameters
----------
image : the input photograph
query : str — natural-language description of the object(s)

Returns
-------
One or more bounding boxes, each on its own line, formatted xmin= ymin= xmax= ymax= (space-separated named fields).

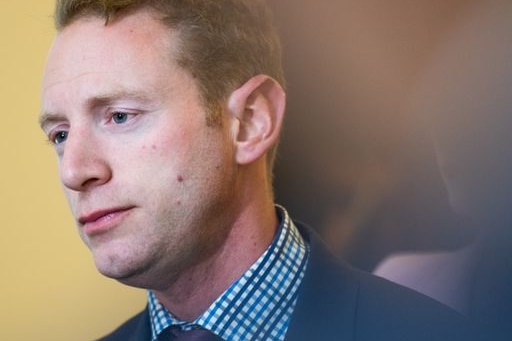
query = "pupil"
xmin=56 ymin=131 xmax=67 ymax=143
xmin=113 ymin=112 xmax=127 ymax=123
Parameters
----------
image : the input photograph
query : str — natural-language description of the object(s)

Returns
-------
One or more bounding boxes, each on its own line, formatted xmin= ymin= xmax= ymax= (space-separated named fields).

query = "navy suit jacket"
xmin=98 ymin=222 xmax=475 ymax=341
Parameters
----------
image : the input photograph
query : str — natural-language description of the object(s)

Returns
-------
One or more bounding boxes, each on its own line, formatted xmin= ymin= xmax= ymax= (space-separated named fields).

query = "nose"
xmin=59 ymin=129 xmax=112 ymax=192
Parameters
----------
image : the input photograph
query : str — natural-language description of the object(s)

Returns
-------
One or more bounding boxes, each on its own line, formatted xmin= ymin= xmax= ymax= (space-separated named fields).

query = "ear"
xmin=227 ymin=75 xmax=286 ymax=165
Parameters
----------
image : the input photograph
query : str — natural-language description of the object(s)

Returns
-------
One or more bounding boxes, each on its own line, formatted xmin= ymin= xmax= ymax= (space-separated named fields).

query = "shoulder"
xmin=352 ymin=269 xmax=473 ymax=340
xmin=96 ymin=308 xmax=150 ymax=341
xmin=373 ymin=249 xmax=474 ymax=313
xmin=287 ymin=222 xmax=478 ymax=341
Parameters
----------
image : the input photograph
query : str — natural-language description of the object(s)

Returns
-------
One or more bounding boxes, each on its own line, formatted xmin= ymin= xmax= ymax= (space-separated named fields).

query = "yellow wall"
xmin=0 ymin=2 xmax=146 ymax=340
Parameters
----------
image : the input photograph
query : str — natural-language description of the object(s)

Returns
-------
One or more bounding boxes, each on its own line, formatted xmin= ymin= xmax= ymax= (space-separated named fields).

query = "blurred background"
xmin=272 ymin=0 xmax=478 ymax=271
xmin=2 ymin=0 xmax=511 ymax=340
xmin=272 ymin=0 xmax=511 ymax=338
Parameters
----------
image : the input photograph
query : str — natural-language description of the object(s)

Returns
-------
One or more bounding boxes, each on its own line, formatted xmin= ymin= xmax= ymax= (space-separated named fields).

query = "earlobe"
xmin=227 ymin=75 xmax=286 ymax=166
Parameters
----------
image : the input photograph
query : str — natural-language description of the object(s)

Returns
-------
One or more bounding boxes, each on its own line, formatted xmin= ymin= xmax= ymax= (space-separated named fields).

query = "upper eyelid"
xmin=108 ymin=108 xmax=137 ymax=114
xmin=42 ymin=121 xmax=69 ymax=144
xmin=89 ymin=93 xmax=155 ymax=118
xmin=44 ymin=127 xmax=69 ymax=147
xmin=107 ymin=109 xmax=137 ymax=120
xmin=50 ymin=130 xmax=68 ymax=144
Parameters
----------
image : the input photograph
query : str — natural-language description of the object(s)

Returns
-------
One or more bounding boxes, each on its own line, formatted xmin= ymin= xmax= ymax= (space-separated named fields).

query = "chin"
xmin=92 ymin=250 xmax=154 ymax=288
xmin=99 ymin=264 xmax=154 ymax=289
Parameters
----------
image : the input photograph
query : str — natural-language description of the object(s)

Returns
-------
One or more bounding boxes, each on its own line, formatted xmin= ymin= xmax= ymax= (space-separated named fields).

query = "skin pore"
xmin=40 ymin=9 xmax=285 ymax=320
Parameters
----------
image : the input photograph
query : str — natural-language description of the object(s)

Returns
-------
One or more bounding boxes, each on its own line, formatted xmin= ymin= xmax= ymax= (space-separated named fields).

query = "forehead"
xmin=42 ymin=10 xmax=177 ymax=96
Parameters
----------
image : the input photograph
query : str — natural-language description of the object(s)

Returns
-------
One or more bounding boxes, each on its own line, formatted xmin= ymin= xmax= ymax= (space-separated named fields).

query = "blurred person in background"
xmin=375 ymin=0 xmax=512 ymax=339
xmin=271 ymin=0 xmax=474 ymax=271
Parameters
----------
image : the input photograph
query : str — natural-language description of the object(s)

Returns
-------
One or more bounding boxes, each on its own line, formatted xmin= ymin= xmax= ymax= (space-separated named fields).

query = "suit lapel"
xmin=285 ymin=222 xmax=360 ymax=341
xmin=129 ymin=307 xmax=152 ymax=341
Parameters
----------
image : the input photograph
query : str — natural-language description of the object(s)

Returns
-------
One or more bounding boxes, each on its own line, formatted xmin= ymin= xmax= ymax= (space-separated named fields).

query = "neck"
xmin=154 ymin=180 xmax=278 ymax=321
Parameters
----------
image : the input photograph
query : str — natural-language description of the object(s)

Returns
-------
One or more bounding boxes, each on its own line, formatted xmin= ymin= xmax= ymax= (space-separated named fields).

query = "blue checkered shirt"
xmin=147 ymin=205 xmax=309 ymax=341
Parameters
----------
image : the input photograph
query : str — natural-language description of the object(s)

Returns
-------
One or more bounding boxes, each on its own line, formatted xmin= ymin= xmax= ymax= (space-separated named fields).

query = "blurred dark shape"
xmin=374 ymin=0 xmax=512 ymax=338
xmin=271 ymin=0 xmax=475 ymax=271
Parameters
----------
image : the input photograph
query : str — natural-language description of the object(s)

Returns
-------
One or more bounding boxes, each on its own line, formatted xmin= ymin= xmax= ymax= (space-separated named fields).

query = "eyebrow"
xmin=87 ymin=90 xmax=154 ymax=109
xmin=39 ymin=90 xmax=154 ymax=130
xmin=39 ymin=111 xmax=65 ymax=131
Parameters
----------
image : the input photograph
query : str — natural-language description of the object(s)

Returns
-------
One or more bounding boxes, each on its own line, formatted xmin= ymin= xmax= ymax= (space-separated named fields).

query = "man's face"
xmin=41 ymin=10 xmax=239 ymax=289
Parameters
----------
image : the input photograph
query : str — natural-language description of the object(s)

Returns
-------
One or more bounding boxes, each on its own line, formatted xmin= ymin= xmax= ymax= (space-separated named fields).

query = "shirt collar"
xmin=148 ymin=205 xmax=309 ymax=341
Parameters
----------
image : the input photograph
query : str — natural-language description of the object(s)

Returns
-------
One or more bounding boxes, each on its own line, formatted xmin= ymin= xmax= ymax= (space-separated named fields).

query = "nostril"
xmin=59 ymin=148 xmax=111 ymax=191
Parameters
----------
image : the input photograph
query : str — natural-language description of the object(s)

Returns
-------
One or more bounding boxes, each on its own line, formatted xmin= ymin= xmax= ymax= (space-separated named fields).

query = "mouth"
xmin=78 ymin=207 xmax=134 ymax=237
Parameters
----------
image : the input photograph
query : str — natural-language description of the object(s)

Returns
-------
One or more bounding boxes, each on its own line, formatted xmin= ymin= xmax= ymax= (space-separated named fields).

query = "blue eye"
xmin=112 ymin=112 xmax=129 ymax=124
xmin=53 ymin=131 xmax=68 ymax=144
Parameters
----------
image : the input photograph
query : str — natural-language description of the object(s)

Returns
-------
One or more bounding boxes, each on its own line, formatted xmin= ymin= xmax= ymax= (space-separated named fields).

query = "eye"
xmin=111 ymin=111 xmax=130 ymax=124
xmin=52 ymin=131 xmax=68 ymax=145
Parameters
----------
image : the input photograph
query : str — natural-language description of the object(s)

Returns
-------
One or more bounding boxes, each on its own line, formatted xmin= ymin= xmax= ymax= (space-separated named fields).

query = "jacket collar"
xmin=285 ymin=221 xmax=360 ymax=341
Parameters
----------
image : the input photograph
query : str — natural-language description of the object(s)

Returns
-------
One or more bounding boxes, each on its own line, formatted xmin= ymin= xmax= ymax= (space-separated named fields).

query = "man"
xmin=40 ymin=0 xmax=475 ymax=340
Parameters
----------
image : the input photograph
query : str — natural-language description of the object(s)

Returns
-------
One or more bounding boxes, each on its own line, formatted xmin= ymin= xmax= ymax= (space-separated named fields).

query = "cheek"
xmin=131 ymin=137 xmax=194 ymax=191
xmin=134 ymin=135 xmax=176 ymax=169
xmin=62 ymin=187 xmax=79 ymax=214
xmin=138 ymin=127 xmax=193 ymax=159
xmin=140 ymin=144 xmax=159 ymax=152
